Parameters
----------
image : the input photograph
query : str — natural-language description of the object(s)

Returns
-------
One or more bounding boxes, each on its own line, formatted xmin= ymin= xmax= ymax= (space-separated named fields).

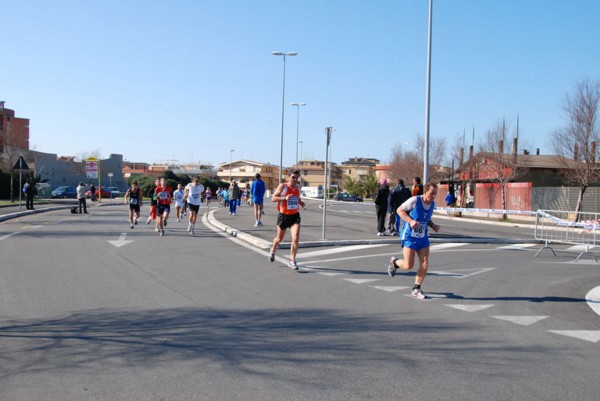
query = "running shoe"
xmin=187 ymin=224 xmax=192 ymax=232
xmin=134 ymin=218 xmax=138 ymax=225
xmin=269 ymin=252 xmax=275 ymax=262
xmin=155 ymin=226 xmax=160 ymax=232
xmin=387 ymin=256 xmax=397 ymax=277
xmin=257 ymin=221 xmax=262 ymax=226
xmin=412 ymin=288 xmax=427 ymax=300
xmin=160 ymin=229 xmax=165 ymax=237
xmin=146 ymin=218 xmax=151 ymax=224
xmin=130 ymin=223 xmax=134 ymax=229
xmin=254 ymin=222 xmax=259 ymax=227
xmin=190 ymin=229 xmax=194 ymax=236
xmin=288 ymin=260 xmax=299 ymax=270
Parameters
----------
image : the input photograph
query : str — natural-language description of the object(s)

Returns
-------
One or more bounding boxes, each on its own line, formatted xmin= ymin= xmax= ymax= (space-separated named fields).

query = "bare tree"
xmin=552 ymin=78 xmax=600 ymax=217
xmin=388 ymin=134 xmax=447 ymax=184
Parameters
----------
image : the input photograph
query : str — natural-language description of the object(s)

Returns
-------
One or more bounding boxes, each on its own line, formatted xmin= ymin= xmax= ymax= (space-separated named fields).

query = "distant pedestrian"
xmin=387 ymin=182 xmax=440 ymax=300
xmin=90 ymin=183 xmax=97 ymax=202
xmin=388 ymin=179 xmax=412 ymax=235
xmin=204 ymin=187 xmax=212 ymax=208
xmin=76 ymin=182 xmax=88 ymax=214
xmin=251 ymin=173 xmax=266 ymax=226
xmin=445 ymin=191 xmax=455 ymax=207
xmin=23 ymin=179 xmax=36 ymax=210
xmin=373 ymin=178 xmax=390 ymax=236
xmin=229 ymin=181 xmax=241 ymax=215
xmin=412 ymin=176 xmax=424 ymax=196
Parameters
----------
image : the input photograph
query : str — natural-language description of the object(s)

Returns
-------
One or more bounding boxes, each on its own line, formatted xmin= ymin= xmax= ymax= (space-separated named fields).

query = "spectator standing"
xmin=229 ymin=181 xmax=241 ymax=216
xmin=23 ymin=179 xmax=36 ymax=210
xmin=76 ymin=182 xmax=88 ymax=214
xmin=373 ymin=178 xmax=390 ymax=236
xmin=90 ymin=183 xmax=97 ymax=202
xmin=412 ymin=176 xmax=424 ymax=196
xmin=388 ymin=179 xmax=412 ymax=235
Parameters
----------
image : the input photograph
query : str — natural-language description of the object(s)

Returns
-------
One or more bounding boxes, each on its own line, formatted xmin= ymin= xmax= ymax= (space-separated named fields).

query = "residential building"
xmin=295 ymin=159 xmax=343 ymax=189
xmin=218 ymin=159 xmax=279 ymax=190
xmin=0 ymin=104 xmax=30 ymax=153
xmin=340 ymin=157 xmax=379 ymax=182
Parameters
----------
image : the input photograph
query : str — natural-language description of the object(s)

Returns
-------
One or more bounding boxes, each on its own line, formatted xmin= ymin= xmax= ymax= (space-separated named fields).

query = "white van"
xmin=301 ymin=186 xmax=323 ymax=199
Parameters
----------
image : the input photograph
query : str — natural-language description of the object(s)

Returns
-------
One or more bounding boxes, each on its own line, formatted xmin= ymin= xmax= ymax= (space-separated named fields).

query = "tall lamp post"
xmin=322 ymin=127 xmax=333 ymax=240
xmin=423 ymin=0 xmax=433 ymax=183
xmin=229 ymin=149 xmax=235 ymax=182
xmin=272 ymin=51 xmax=298 ymax=183
xmin=290 ymin=102 xmax=306 ymax=168
xmin=299 ymin=140 xmax=303 ymax=161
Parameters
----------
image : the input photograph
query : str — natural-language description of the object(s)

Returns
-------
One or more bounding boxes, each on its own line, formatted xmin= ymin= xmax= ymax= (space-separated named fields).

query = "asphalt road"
xmin=0 ymin=203 xmax=599 ymax=401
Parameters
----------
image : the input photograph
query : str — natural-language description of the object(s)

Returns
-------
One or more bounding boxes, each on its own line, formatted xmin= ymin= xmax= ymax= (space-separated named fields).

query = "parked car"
xmin=107 ymin=187 xmax=121 ymax=197
xmin=51 ymin=186 xmax=77 ymax=199
xmin=334 ymin=192 xmax=363 ymax=202
xmin=86 ymin=186 xmax=112 ymax=199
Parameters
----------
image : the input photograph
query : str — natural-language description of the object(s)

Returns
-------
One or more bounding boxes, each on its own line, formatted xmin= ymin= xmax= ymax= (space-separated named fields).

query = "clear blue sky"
xmin=3 ymin=0 xmax=600 ymax=168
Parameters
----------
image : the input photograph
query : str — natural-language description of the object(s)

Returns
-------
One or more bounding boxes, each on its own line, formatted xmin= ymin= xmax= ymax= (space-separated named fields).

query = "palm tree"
xmin=360 ymin=174 xmax=378 ymax=199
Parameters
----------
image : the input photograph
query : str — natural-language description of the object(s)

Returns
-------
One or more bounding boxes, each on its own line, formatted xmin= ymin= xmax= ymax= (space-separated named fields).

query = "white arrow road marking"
xmin=370 ymin=286 xmax=410 ymax=292
xmin=108 ymin=233 xmax=134 ymax=248
xmin=586 ymin=285 xmax=600 ymax=317
xmin=547 ymin=331 xmax=600 ymax=343
xmin=344 ymin=278 xmax=381 ymax=284
xmin=430 ymin=267 xmax=495 ymax=279
xmin=0 ymin=232 xmax=20 ymax=241
xmin=491 ymin=316 xmax=548 ymax=326
xmin=444 ymin=304 xmax=495 ymax=312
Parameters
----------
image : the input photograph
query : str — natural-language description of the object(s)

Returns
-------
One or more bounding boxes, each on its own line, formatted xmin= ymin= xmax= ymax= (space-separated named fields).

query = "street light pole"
xmin=299 ymin=141 xmax=303 ymax=162
xmin=322 ymin=127 xmax=333 ymax=240
xmin=229 ymin=149 xmax=235 ymax=182
xmin=290 ymin=102 xmax=306 ymax=168
xmin=423 ymin=0 xmax=433 ymax=183
xmin=272 ymin=51 xmax=298 ymax=183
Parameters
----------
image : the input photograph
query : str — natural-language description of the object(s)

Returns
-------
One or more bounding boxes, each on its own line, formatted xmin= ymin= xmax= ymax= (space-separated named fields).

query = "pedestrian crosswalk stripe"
xmin=344 ymin=278 xmax=381 ymax=284
xmin=319 ymin=272 xmax=347 ymax=277
xmin=491 ymin=316 xmax=548 ymax=326
xmin=444 ymin=304 xmax=495 ymax=312
xmin=299 ymin=244 xmax=387 ymax=259
xmin=547 ymin=330 xmax=600 ymax=343
xmin=430 ymin=267 xmax=495 ymax=279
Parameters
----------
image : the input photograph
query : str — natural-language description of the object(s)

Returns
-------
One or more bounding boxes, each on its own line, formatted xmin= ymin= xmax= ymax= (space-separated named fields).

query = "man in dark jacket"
xmin=388 ymin=179 xmax=412 ymax=235
xmin=374 ymin=178 xmax=390 ymax=236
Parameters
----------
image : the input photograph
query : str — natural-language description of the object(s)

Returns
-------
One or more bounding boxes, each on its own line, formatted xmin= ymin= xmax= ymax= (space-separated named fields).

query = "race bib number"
xmin=129 ymin=198 xmax=138 ymax=205
xmin=287 ymin=196 xmax=299 ymax=210
xmin=410 ymin=223 xmax=426 ymax=239
xmin=159 ymin=192 xmax=168 ymax=200
xmin=175 ymin=193 xmax=183 ymax=201
xmin=192 ymin=193 xmax=199 ymax=199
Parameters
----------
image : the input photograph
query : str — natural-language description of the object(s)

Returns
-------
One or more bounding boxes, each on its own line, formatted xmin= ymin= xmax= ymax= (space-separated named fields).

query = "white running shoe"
xmin=412 ymin=288 xmax=427 ymax=300
xmin=387 ymin=256 xmax=397 ymax=277
xmin=130 ymin=223 xmax=134 ymax=229
xmin=155 ymin=226 xmax=160 ymax=232
xmin=288 ymin=260 xmax=299 ymax=270
xmin=187 ymin=224 xmax=192 ymax=232
xmin=190 ymin=230 xmax=194 ymax=236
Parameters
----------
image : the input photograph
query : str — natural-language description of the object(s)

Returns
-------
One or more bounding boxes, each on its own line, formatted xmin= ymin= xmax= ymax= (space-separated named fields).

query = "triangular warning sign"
xmin=13 ymin=156 xmax=30 ymax=170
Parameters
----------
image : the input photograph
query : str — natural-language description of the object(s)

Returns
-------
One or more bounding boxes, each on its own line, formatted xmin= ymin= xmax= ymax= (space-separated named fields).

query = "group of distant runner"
xmin=123 ymin=170 xmax=440 ymax=300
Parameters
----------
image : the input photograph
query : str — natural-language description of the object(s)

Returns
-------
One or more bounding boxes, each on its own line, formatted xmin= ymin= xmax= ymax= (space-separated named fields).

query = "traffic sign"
xmin=13 ymin=156 xmax=30 ymax=170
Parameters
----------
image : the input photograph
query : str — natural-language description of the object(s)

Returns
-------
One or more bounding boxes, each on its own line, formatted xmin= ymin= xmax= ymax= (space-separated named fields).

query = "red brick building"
xmin=0 ymin=104 xmax=30 ymax=152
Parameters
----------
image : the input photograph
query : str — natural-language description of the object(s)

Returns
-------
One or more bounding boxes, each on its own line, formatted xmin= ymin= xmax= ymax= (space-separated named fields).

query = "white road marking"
xmin=429 ymin=243 xmax=470 ymax=251
xmin=370 ymin=285 xmax=410 ymax=292
xmin=429 ymin=267 xmax=495 ymax=279
xmin=586 ymin=285 xmax=600 ymax=317
xmin=107 ymin=233 xmax=134 ymax=248
xmin=496 ymin=243 xmax=538 ymax=250
xmin=298 ymin=244 xmax=388 ymax=259
xmin=0 ymin=232 xmax=20 ymax=241
xmin=547 ymin=330 xmax=600 ymax=343
xmin=491 ymin=316 xmax=548 ymax=326
xmin=566 ymin=244 xmax=596 ymax=252
xmin=344 ymin=278 xmax=381 ymax=284
xmin=444 ymin=304 xmax=495 ymax=312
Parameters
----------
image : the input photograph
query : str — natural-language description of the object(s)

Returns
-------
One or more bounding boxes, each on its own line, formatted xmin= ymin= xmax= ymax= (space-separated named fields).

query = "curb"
xmin=0 ymin=205 xmax=73 ymax=222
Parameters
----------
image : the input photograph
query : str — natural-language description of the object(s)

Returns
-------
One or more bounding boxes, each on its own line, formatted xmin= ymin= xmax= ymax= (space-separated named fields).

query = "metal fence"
xmin=534 ymin=209 xmax=599 ymax=261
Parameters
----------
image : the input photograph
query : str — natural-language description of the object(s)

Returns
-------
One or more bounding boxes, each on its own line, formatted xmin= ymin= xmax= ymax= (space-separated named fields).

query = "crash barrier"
xmin=534 ymin=210 xmax=599 ymax=262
